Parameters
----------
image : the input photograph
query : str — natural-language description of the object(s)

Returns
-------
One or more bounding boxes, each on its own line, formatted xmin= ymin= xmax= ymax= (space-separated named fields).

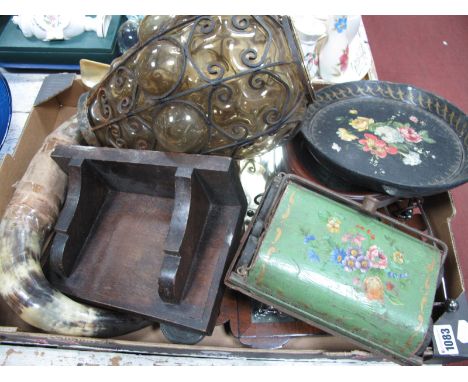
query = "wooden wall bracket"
xmin=47 ymin=145 xmax=247 ymax=335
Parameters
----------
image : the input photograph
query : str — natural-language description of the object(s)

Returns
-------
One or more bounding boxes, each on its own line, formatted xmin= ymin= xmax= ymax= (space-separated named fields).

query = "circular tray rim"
xmin=284 ymin=134 xmax=380 ymax=200
xmin=301 ymin=80 xmax=468 ymax=196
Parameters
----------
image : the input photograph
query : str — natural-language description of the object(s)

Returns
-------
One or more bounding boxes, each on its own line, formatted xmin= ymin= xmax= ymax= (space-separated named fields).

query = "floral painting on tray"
xmin=333 ymin=109 xmax=436 ymax=167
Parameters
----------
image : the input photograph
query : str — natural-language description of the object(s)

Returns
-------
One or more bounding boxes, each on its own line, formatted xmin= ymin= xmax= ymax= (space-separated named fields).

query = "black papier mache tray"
xmin=301 ymin=81 xmax=468 ymax=197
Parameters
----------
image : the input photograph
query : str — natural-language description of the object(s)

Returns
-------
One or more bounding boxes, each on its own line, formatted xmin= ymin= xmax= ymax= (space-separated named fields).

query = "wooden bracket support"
xmin=50 ymin=158 xmax=109 ymax=277
xmin=158 ymin=167 xmax=210 ymax=303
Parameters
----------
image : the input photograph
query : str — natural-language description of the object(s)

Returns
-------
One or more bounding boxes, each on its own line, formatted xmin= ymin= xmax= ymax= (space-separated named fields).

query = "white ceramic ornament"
xmin=318 ymin=15 xmax=361 ymax=82
xmin=12 ymin=15 xmax=112 ymax=41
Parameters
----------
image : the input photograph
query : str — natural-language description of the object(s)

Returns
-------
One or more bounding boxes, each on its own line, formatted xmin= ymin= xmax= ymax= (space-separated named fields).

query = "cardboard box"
xmin=0 ymin=75 xmax=466 ymax=365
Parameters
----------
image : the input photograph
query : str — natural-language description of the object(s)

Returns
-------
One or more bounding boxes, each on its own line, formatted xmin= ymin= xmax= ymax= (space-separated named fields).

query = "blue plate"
xmin=0 ymin=71 xmax=12 ymax=150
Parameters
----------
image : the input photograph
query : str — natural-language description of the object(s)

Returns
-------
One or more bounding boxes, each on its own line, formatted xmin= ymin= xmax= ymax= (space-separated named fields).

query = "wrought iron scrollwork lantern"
xmin=79 ymin=15 xmax=313 ymax=159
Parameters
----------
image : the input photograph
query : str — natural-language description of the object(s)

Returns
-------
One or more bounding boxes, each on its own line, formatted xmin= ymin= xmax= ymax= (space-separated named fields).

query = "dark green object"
xmin=0 ymin=16 xmax=123 ymax=67
xmin=226 ymin=174 xmax=447 ymax=365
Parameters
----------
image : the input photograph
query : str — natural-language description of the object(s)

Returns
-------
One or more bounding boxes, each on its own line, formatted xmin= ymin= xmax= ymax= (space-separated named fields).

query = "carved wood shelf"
xmin=47 ymin=145 xmax=247 ymax=336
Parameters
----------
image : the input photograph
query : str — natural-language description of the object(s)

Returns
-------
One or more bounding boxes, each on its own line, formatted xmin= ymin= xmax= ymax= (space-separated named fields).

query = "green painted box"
xmin=0 ymin=16 xmax=123 ymax=68
xmin=226 ymin=174 xmax=447 ymax=365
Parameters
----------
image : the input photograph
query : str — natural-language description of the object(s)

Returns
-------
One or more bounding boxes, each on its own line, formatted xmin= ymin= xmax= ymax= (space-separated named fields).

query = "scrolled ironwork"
xmin=231 ymin=16 xmax=250 ymax=31
xmin=97 ymin=88 xmax=112 ymax=121
xmin=79 ymin=15 xmax=313 ymax=159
